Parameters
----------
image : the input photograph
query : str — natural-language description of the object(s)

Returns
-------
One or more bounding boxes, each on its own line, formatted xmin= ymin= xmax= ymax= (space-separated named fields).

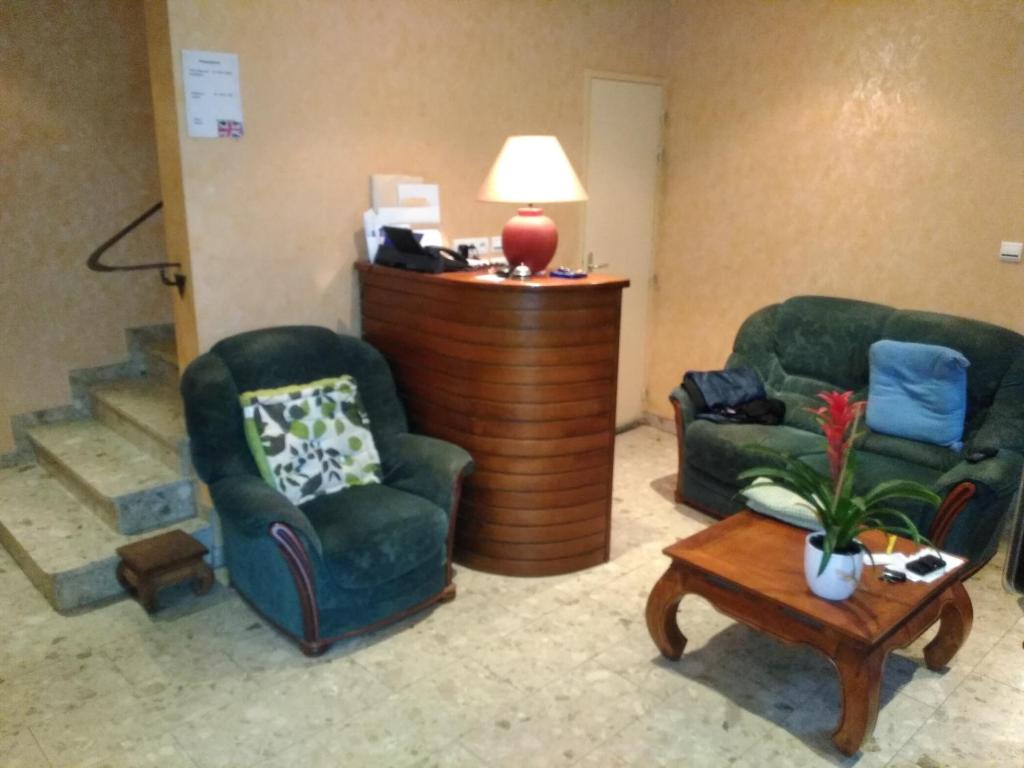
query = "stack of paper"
xmin=363 ymin=175 xmax=443 ymax=261
xmin=862 ymin=550 xmax=966 ymax=583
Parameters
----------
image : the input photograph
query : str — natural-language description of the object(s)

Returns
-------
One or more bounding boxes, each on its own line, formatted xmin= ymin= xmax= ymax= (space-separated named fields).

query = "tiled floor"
xmin=2 ymin=426 xmax=1023 ymax=767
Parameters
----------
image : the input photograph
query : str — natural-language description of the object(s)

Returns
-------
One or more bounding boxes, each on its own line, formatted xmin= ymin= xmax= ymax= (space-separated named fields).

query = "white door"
xmin=582 ymin=75 xmax=664 ymax=428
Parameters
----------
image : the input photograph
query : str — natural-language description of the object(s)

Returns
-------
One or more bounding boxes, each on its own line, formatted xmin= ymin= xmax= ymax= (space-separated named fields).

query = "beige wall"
xmin=648 ymin=0 xmax=1024 ymax=419
xmin=0 ymin=1 xmax=173 ymax=453
xmin=155 ymin=0 xmax=669 ymax=352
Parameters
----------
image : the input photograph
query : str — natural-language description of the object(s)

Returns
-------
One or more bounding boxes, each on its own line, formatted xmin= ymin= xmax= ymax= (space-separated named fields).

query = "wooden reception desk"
xmin=355 ymin=263 xmax=629 ymax=576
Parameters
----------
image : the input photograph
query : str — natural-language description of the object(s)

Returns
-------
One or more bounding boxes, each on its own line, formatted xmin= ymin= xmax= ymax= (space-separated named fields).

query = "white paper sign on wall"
xmin=182 ymin=50 xmax=244 ymax=139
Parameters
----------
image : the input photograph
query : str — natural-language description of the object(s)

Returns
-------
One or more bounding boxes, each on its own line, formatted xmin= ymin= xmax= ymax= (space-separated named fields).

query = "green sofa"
xmin=181 ymin=326 xmax=473 ymax=655
xmin=670 ymin=296 xmax=1024 ymax=572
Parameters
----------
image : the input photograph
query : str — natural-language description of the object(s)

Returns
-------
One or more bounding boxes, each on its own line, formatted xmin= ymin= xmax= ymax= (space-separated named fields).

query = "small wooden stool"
xmin=116 ymin=530 xmax=214 ymax=613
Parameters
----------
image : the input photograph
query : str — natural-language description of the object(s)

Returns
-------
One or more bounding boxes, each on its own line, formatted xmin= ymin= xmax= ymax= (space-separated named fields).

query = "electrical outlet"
xmin=1000 ymin=241 xmax=1023 ymax=264
xmin=453 ymin=237 xmax=489 ymax=256
xmin=490 ymin=235 xmax=503 ymax=253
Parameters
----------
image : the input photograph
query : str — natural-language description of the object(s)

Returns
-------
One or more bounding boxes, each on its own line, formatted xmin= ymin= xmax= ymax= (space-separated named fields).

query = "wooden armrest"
xmin=672 ymin=397 xmax=687 ymax=503
xmin=928 ymin=481 xmax=977 ymax=549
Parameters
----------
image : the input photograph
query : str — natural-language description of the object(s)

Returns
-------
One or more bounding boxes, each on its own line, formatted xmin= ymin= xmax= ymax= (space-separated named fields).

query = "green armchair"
xmin=671 ymin=296 xmax=1024 ymax=574
xmin=181 ymin=326 xmax=473 ymax=655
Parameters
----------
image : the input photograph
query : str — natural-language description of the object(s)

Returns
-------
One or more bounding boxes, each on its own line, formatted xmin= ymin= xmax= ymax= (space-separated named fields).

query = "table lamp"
xmin=478 ymin=135 xmax=588 ymax=274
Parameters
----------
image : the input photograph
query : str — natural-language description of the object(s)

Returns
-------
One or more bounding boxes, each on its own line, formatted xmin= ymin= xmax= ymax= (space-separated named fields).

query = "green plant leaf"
xmin=863 ymin=480 xmax=941 ymax=509
xmin=862 ymin=507 xmax=931 ymax=545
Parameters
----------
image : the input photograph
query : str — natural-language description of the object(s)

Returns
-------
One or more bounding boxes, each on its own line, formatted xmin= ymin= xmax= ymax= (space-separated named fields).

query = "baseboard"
xmin=643 ymin=411 xmax=675 ymax=434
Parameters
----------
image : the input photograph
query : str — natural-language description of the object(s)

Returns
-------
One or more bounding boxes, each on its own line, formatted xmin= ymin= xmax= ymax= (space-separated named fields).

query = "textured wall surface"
xmin=157 ymin=0 xmax=669 ymax=351
xmin=0 ymin=1 xmax=173 ymax=452
xmin=648 ymin=0 xmax=1024 ymax=418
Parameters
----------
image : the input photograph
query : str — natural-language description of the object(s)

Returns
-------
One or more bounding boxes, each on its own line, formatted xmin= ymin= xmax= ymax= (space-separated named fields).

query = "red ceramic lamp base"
xmin=502 ymin=207 xmax=558 ymax=274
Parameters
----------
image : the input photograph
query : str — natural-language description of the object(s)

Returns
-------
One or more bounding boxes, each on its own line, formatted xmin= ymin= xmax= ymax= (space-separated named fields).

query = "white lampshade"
xmin=478 ymin=136 xmax=588 ymax=204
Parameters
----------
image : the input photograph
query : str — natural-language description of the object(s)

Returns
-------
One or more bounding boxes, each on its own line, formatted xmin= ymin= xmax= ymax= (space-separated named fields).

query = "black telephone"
xmin=375 ymin=226 xmax=471 ymax=273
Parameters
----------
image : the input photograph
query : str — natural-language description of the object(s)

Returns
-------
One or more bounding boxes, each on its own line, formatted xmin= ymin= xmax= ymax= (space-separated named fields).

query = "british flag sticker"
xmin=217 ymin=120 xmax=244 ymax=138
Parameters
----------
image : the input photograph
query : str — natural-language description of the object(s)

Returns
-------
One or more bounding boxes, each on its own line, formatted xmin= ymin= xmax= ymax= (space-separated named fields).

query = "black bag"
xmin=682 ymin=366 xmax=785 ymax=426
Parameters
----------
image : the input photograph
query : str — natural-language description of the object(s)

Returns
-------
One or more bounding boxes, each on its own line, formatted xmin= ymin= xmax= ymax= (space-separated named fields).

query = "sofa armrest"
xmin=209 ymin=474 xmax=323 ymax=556
xmin=929 ymin=450 xmax=1023 ymax=568
xmin=381 ymin=433 xmax=474 ymax=515
xmin=968 ymin=355 xmax=1024 ymax=454
xmin=669 ymin=386 xmax=697 ymax=427
xmin=935 ymin=450 xmax=1023 ymax=498
xmin=669 ymin=387 xmax=698 ymax=504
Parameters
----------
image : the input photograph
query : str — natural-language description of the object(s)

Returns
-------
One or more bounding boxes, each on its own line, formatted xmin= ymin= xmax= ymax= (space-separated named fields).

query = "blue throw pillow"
xmin=866 ymin=340 xmax=969 ymax=449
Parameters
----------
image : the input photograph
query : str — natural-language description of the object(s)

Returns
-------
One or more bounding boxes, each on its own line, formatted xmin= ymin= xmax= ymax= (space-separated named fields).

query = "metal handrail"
xmin=85 ymin=201 xmax=186 ymax=295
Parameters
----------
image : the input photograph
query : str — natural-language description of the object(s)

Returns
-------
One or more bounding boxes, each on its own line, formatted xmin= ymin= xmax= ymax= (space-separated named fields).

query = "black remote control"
xmin=906 ymin=553 xmax=946 ymax=576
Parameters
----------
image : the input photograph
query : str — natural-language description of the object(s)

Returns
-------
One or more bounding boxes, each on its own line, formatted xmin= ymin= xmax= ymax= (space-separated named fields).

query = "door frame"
xmin=578 ymin=70 xmax=667 ymax=423
xmin=578 ymin=69 xmax=667 ymax=271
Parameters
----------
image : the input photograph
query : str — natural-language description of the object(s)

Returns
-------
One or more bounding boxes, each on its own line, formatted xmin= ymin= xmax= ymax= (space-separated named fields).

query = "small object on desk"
xmin=885 ymin=534 xmax=897 ymax=554
xmin=549 ymin=266 xmax=587 ymax=279
xmin=116 ymin=530 xmax=213 ymax=613
xmin=865 ymin=548 xmax=964 ymax=584
xmin=906 ymin=553 xmax=946 ymax=576
xmin=510 ymin=263 xmax=533 ymax=280
xmin=880 ymin=567 xmax=907 ymax=583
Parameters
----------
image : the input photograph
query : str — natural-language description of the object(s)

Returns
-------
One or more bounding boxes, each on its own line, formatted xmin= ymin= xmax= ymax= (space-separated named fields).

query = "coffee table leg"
xmin=645 ymin=564 xmax=690 ymax=660
xmin=924 ymin=581 xmax=973 ymax=671
xmin=832 ymin=642 xmax=884 ymax=756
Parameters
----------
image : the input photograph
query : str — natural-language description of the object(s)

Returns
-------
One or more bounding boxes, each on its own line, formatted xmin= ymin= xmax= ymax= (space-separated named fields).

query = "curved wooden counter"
xmin=355 ymin=263 xmax=629 ymax=576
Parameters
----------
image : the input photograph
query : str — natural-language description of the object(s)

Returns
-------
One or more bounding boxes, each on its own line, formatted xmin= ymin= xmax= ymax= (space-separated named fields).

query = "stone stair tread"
xmin=90 ymin=377 xmax=185 ymax=448
xmin=27 ymin=420 xmax=180 ymax=498
xmin=0 ymin=465 xmax=203 ymax=576
xmin=144 ymin=335 xmax=178 ymax=368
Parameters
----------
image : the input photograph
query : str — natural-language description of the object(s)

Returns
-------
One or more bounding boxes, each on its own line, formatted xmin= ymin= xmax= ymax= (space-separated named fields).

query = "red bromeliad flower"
xmin=808 ymin=391 xmax=865 ymax=482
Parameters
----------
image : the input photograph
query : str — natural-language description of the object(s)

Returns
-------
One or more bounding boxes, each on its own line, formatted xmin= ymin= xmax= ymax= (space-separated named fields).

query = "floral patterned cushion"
xmin=240 ymin=376 xmax=381 ymax=505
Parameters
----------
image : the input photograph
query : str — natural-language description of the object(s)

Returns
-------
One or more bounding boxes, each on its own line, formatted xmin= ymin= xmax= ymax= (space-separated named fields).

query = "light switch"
xmin=1000 ymin=241 xmax=1023 ymax=263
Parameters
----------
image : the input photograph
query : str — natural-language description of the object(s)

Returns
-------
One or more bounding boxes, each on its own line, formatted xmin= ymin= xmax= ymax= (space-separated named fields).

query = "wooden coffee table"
xmin=645 ymin=512 xmax=972 ymax=755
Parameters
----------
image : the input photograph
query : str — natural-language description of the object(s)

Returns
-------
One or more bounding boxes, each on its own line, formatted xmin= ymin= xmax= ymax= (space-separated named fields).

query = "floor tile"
xmin=460 ymin=663 xmax=656 ymax=768
xmin=887 ymin=675 xmax=1024 ymax=767
xmin=2 ymin=426 xmax=1022 ymax=768
xmin=974 ymin=616 xmax=1024 ymax=691
xmin=0 ymin=729 xmax=50 ymax=768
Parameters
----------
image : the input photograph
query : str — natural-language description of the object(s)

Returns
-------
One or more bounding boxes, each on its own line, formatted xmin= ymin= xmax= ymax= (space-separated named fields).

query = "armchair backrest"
xmin=181 ymin=326 xmax=407 ymax=485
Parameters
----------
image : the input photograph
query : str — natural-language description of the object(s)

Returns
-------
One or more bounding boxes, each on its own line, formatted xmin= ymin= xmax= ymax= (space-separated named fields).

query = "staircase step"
xmin=141 ymin=335 xmax=178 ymax=380
xmin=129 ymin=324 xmax=178 ymax=380
xmin=0 ymin=464 xmax=208 ymax=613
xmin=90 ymin=378 xmax=187 ymax=472
xmin=146 ymin=335 xmax=178 ymax=366
xmin=26 ymin=420 xmax=195 ymax=535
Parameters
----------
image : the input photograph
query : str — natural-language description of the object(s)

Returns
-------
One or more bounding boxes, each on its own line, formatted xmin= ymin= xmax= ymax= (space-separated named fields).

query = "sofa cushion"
xmin=858 ymin=430 xmax=961 ymax=472
xmin=775 ymin=296 xmax=893 ymax=390
xmin=301 ymin=484 xmax=448 ymax=590
xmin=685 ymin=421 xmax=824 ymax=485
xmin=866 ymin=340 xmax=969 ymax=449
xmin=775 ymin=390 xmax=835 ymax=433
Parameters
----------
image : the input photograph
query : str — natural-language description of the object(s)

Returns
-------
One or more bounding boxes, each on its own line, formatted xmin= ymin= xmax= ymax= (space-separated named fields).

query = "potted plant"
xmin=738 ymin=391 xmax=941 ymax=600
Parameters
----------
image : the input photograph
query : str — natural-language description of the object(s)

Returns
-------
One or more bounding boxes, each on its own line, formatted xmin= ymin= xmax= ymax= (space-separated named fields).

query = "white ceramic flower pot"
xmin=804 ymin=533 xmax=864 ymax=601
